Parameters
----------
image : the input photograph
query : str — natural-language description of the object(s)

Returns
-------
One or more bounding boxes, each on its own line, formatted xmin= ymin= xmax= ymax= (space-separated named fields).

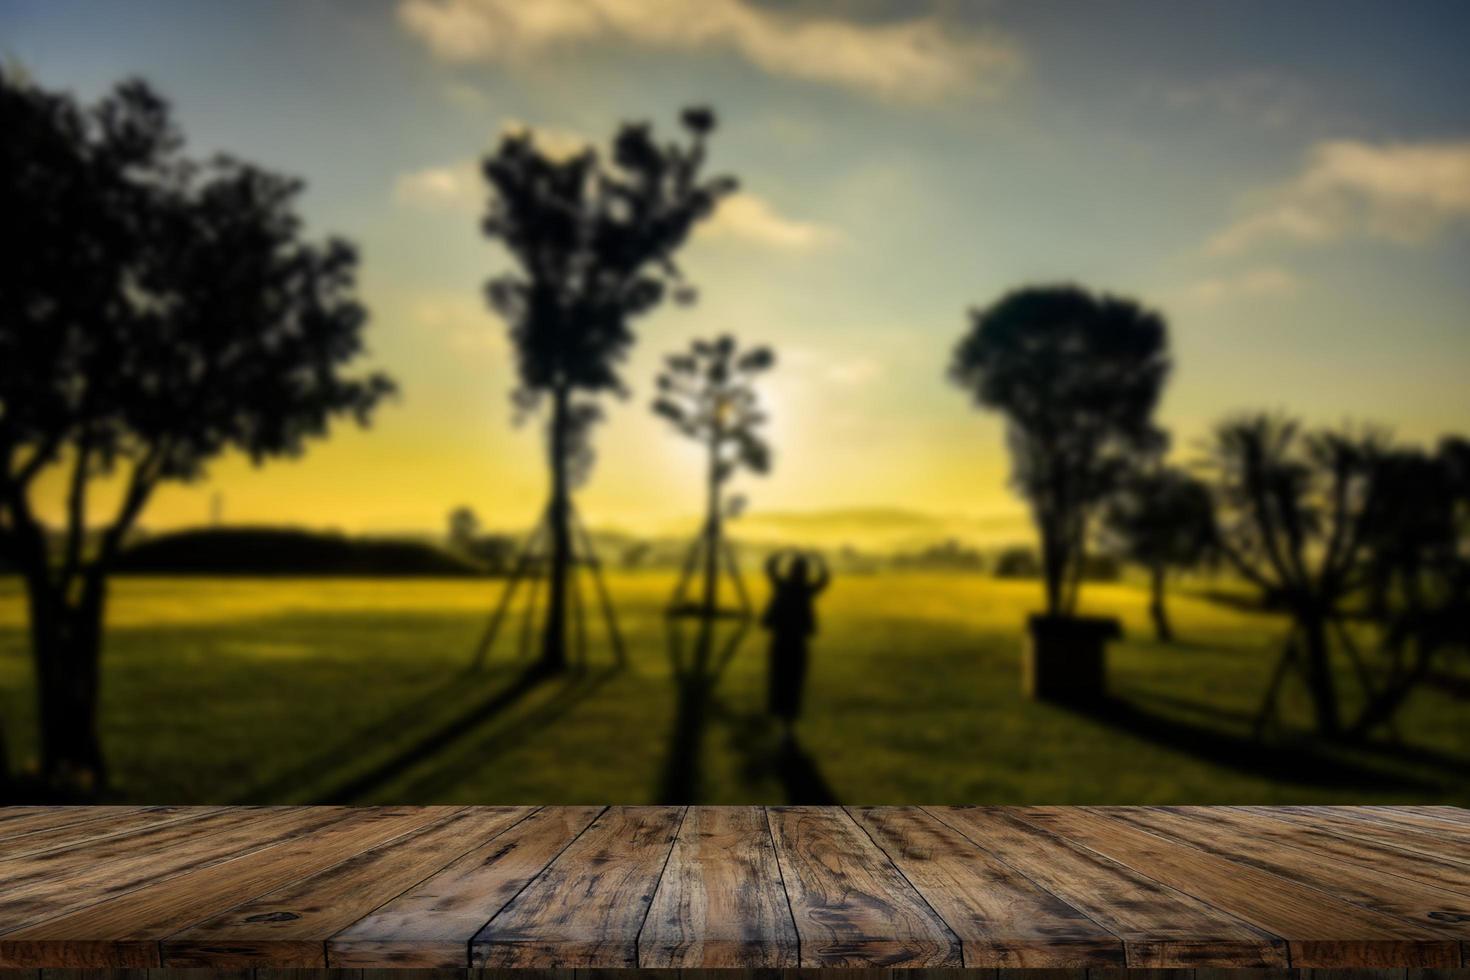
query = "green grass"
xmin=0 ymin=572 xmax=1466 ymax=804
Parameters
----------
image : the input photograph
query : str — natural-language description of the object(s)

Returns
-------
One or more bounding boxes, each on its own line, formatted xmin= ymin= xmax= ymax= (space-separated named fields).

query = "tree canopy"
xmin=653 ymin=334 xmax=776 ymax=488
xmin=482 ymin=107 xmax=736 ymax=430
xmin=950 ymin=284 xmax=1170 ymax=617
xmin=0 ymin=73 xmax=394 ymax=788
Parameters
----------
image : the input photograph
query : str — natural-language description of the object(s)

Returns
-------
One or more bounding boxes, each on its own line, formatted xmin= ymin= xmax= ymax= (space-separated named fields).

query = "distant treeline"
xmin=83 ymin=526 xmax=1104 ymax=580
xmin=113 ymin=527 xmax=485 ymax=577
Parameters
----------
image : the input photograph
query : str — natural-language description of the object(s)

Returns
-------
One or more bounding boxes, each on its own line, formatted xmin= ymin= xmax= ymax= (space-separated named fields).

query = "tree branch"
xmin=58 ymin=433 xmax=95 ymax=595
xmin=93 ymin=445 xmax=165 ymax=570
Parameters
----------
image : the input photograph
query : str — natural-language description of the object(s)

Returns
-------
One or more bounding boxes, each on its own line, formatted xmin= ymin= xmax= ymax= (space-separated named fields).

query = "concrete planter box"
xmin=1023 ymin=614 xmax=1122 ymax=704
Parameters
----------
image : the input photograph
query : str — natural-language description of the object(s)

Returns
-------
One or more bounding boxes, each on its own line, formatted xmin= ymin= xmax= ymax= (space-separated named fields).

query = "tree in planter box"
xmin=949 ymin=285 xmax=1170 ymax=696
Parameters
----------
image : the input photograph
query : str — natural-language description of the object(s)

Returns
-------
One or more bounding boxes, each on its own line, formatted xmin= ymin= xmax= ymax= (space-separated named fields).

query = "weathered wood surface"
xmin=0 ymin=806 xmax=1465 ymax=970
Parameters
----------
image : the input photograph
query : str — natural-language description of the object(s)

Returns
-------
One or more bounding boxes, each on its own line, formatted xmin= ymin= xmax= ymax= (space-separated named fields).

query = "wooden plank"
xmin=1014 ymin=807 xmax=1460 ymax=968
xmin=0 ymin=808 xmax=452 ymax=969
xmin=639 ymin=806 xmax=799 ymax=969
xmin=0 ymin=809 xmax=231 ymax=861
xmin=0 ymin=808 xmax=329 ymax=932
xmin=0 ymin=809 xmax=147 ymax=843
xmin=1318 ymin=806 xmax=1470 ymax=837
xmin=1252 ymin=807 xmax=1470 ymax=868
xmin=926 ymin=806 xmax=1287 ymax=969
xmin=471 ymin=806 xmax=684 ymax=969
xmin=1094 ymin=807 xmax=1470 ymax=934
xmin=329 ymin=806 xmax=600 ymax=969
xmin=847 ymin=806 xmax=1123 ymax=968
xmin=767 ymin=806 xmax=960 ymax=968
xmin=1160 ymin=807 xmax=1470 ymax=899
xmin=162 ymin=807 xmax=500 ymax=968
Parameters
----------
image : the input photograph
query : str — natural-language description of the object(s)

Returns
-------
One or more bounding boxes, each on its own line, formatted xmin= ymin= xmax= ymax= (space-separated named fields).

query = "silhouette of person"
xmin=761 ymin=549 xmax=830 ymax=739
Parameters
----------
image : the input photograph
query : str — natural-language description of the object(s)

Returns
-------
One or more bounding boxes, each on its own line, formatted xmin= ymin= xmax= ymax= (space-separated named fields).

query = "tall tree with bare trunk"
xmin=0 ymin=75 xmax=394 ymax=794
xmin=480 ymin=108 xmax=735 ymax=673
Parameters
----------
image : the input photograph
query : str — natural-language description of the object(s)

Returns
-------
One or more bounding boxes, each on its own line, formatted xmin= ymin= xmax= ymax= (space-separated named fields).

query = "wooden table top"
xmin=0 ymin=805 xmax=1466 ymax=971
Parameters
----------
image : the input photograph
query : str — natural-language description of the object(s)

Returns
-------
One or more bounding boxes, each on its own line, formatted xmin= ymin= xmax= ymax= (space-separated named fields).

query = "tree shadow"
xmin=386 ymin=665 xmax=619 ymax=801
xmin=313 ymin=661 xmax=570 ymax=803
xmin=239 ymin=671 xmax=478 ymax=804
xmin=1061 ymin=694 xmax=1440 ymax=792
xmin=718 ymin=702 xmax=840 ymax=805
xmin=655 ymin=615 xmax=749 ymax=804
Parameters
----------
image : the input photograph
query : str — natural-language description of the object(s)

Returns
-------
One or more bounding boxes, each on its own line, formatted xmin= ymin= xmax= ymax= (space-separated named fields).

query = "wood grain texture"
xmin=1095 ymin=807 xmax=1470 ymax=935
xmin=639 ymin=806 xmax=799 ymax=969
xmin=0 ymin=809 xmax=147 ymax=843
xmin=471 ymin=806 xmax=685 ymax=969
xmin=0 ymin=809 xmax=237 ymax=861
xmin=847 ymin=806 xmax=1122 ymax=968
xmin=2 ymin=806 xmax=1469 ymax=970
xmin=1253 ymin=807 xmax=1470 ymax=868
xmin=0 ymin=809 xmax=340 ymax=936
xmin=0 ymin=808 xmax=450 ymax=969
xmin=927 ymin=807 xmax=1288 ymax=969
xmin=768 ymin=806 xmax=960 ymax=969
xmin=163 ymin=807 xmax=492 ymax=968
xmin=1014 ymin=807 xmax=1461 ymax=968
xmin=329 ymin=806 xmax=600 ymax=969
xmin=1157 ymin=807 xmax=1470 ymax=899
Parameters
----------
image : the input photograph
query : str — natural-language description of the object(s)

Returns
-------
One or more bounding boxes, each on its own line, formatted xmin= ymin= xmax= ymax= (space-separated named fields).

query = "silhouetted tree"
xmin=0 ymin=75 xmax=393 ymax=793
xmin=1102 ymin=466 xmax=1217 ymax=642
xmin=950 ymin=285 xmax=1170 ymax=617
xmin=653 ymin=334 xmax=775 ymax=618
xmin=1345 ymin=437 xmax=1470 ymax=737
xmin=481 ymin=108 xmax=735 ymax=672
xmin=993 ymin=546 xmax=1041 ymax=579
xmin=447 ymin=506 xmax=480 ymax=551
xmin=1204 ymin=415 xmax=1395 ymax=737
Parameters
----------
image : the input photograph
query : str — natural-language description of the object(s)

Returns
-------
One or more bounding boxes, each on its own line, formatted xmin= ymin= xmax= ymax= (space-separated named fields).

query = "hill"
xmin=114 ymin=527 xmax=484 ymax=577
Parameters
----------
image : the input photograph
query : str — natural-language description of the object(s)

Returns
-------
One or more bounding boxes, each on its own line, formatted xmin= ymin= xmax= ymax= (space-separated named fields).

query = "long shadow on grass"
xmin=1063 ymin=695 xmax=1439 ymax=792
xmin=656 ymin=616 xmax=749 ymax=804
xmin=718 ymin=702 xmax=840 ymax=804
xmin=384 ymin=666 xmax=618 ymax=801
xmin=772 ymin=735 xmax=840 ymax=804
xmin=239 ymin=672 xmax=475 ymax=804
xmin=312 ymin=662 xmax=578 ymax=803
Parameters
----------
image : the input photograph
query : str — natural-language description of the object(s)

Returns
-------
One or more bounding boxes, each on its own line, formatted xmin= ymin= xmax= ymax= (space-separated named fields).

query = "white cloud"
xmin=497 ymin=119 xmax=590 ymax=162
xmin=700 ymin=192 xmax=842 ymax=251
xmin=392 ymin=162 xmax=481 ymax=211
xmin=397 ymin=0 xmax=1023 ymax=103
xmin=782 ymin=347 xmax=884 ymax=387
xmin=411 ymin=295 xmax=505 ymax=358
xmin=1161 ymin=71 xmax=1313 ymax=131
xmin=1209 ymin=139 xmax=1470 ymax=254
xmin=443 ymin=81 xmax=489 ymax=109
xmin=1179 ymin=266 xmax=1301 ymax=308
xmin=824 ymin=356 xmax=883 ymax=386
xmin=392 ymin=121 xmax=590 ymax=212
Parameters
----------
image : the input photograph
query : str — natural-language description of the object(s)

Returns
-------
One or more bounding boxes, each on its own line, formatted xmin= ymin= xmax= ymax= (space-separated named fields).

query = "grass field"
xmin=1 ymin=571 xmax=1466 ymax=804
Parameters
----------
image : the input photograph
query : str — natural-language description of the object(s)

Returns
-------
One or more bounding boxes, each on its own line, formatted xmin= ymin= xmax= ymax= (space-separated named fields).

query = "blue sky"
xmin=7 ymin=0 xmax=1470 ymax=539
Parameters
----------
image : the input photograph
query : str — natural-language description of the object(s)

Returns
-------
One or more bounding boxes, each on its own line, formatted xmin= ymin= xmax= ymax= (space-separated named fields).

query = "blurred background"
xmin=1 ymin=0 xmax=1467 ymax=805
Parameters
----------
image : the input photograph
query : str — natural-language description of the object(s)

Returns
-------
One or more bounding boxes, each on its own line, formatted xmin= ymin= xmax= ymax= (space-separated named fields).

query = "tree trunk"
xmin=25 ymin=570 xmax=108 ymax=793
xmin=1038 ymin=513 xmax=1065 ymax=618
xmin=701 ymin=435 xmax=721 ymax=620
xmin=1149 ymin=563 xmax=1173 ymax=643
xmin=539 ymin=385 xmax=572 ymax=673
xmin=1300 ymin=611 xmax=1341 ymax=737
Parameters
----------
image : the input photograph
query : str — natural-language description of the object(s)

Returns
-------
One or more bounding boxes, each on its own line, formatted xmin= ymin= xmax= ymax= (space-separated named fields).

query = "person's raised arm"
xmin=765 ymin=550 xmax=783 ymax=585
xmin=810 ymin=552 xmax=832 ymax=594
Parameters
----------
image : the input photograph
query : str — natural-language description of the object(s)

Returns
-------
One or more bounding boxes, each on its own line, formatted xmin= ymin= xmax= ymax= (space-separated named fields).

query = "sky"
xmin=6 ymin=0 xmax=1470 ymax=544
